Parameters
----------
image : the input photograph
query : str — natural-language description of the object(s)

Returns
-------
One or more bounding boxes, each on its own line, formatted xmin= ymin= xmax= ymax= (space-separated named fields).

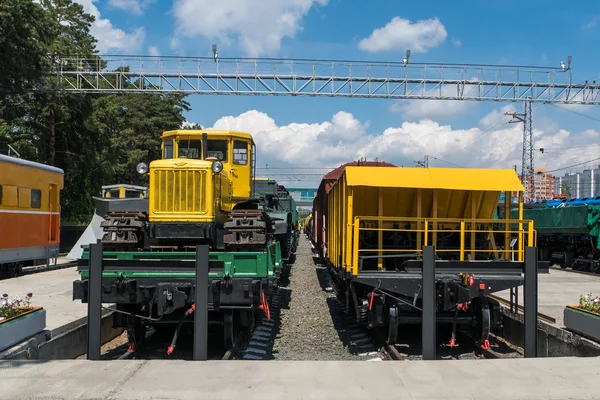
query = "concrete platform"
xmin=0 ymin=267 xmax=123 ymax=360
xmin=1 ymin=358 xmax=599 ymax=400
xmin=495 ymin=268 xmax=600 ymax=327
xmin=0 ymin=267 xmax=85 ymax=334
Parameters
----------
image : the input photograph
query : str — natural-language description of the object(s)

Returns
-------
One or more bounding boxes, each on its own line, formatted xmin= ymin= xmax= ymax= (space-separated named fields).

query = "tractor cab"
xmin=146 ymin=130 xmax=256 ymax=224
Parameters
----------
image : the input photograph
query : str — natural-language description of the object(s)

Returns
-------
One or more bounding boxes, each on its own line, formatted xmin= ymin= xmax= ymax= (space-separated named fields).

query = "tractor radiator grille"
xmin=153 ymin=169 xmax=207 ymax=214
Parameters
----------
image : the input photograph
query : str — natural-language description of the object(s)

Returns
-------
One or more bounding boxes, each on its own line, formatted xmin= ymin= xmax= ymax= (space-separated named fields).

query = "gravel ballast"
xmin=272 ymin=234 xmax=381 ymax=360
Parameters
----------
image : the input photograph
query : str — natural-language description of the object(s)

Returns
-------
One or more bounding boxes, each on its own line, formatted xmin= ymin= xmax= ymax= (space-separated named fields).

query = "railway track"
xmin=487 ymin=294 xmax=557 ymax=325
xmin=1 ymin=260 xmax=77 ymax=281
xmin=382 ymin=329 xmax=522 ymax=361
xmin=93 ymin=279 xmax=286 ymax=361
xmin=97 ymin=325 xmax=245 ymax=361
xmin=550 ymin=265 xmax=600 ymax=277
xmin=21 ymin=260 xmax=77 ymax=275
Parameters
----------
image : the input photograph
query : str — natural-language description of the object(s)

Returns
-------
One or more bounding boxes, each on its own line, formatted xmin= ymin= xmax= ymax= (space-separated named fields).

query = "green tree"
xmin=0 ymin=0 xmax=190 ymax=223
xmin=0 ymin=0 xmax=54 ymax=96
xmin=89 ymin=92 xmax=190 ymax=186
xmin=561 ymin=182 xmax=572 ymax=198
xmin=181 ymin=122 xmax=204 ymax=130
xmin=1 ymin=0 xmax=103 ymax=222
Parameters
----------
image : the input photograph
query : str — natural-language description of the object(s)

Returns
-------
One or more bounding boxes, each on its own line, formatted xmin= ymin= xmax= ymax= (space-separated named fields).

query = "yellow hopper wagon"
xmin=323 ymin=166 xmax=546 ymax=347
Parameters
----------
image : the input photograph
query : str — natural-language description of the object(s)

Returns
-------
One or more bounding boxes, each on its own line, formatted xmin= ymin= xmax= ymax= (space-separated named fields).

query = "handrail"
xmin=350 ymin=216 xmax=535 ymax=275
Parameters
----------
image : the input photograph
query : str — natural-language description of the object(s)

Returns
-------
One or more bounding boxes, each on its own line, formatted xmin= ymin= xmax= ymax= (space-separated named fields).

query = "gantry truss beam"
xmin=40 ymin=56 xmax=600 ymax=104
xmin=255 ymin=168 xmax=331 ymax=182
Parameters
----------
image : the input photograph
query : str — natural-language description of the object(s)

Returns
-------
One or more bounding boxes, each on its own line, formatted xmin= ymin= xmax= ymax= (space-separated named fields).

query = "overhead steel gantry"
xmin=255 ymin=167 xmax=333 ymax=182
xmin=43 ymin=55 xmax=600 ymax=104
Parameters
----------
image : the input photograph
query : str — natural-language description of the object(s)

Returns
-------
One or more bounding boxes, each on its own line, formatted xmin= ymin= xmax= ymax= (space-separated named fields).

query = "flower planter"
xmin=0 ymin=306 xmax=46 ymax=352
xmin=564 ymin=305 xmax=600 ymax=342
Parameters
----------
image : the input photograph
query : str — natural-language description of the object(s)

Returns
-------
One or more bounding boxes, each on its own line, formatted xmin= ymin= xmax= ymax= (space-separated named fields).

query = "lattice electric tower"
xmin=506 ymin=100 xmax=534 ymax=201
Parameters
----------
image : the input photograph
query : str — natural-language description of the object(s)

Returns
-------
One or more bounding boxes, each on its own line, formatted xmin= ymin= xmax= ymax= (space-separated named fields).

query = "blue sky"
xmin=78 ymin=0 xmax=600 ymax=186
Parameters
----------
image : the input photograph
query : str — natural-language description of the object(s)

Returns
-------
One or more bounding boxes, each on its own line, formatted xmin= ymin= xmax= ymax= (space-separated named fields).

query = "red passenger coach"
xmin=312 ymin=160 xmax=395 ymax=258
xmin=0 ymin=154 xmax=64 ymax=278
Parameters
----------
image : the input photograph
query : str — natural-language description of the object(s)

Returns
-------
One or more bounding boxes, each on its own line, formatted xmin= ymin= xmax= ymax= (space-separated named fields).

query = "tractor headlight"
xmin=136 ymin=162 xmax=148 ymax=175
xmin=211 ymin=160 xmax=223 ymax=173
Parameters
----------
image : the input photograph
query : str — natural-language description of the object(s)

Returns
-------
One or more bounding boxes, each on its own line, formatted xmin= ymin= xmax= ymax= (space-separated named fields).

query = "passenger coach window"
xmin=207 ymin=140 xmax=228 ymax=162
xmin=163 ymin=140 xmax=174 ymax=159
xmin=233 ymin=141 xmax=248 ymax=165
xmin=178 ymin=140 xmax=201 ymax=159
xmin=31 ymin=189 xmax=41 ymax=209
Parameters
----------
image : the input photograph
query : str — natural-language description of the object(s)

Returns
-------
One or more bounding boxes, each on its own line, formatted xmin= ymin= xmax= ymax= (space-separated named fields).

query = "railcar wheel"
xmin=472 ymin=298 xmax=491 ymax=347
xmin=127 ymin=322 xmax=147 ymax=351
xmin=387 ymin=305 xmax=398 ymax=345
xmin=224 ymin=310 xmax=237 ymax=349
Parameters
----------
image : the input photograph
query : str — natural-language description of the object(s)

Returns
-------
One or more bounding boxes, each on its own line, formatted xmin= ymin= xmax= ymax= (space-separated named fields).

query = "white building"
xmin=553 ymin=167 xmax=600 ymax=198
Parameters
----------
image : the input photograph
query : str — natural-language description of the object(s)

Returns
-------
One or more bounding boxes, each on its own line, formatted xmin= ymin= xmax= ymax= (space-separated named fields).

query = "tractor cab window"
xmin=207 ymin=140 xmax=228 ymax=162
xmin=125 ymin=190 xmax=141 ymax=198
xmin=233 ymin=141 xmax=248 ymax=165
xmin=163 ymin=140 xmax=174 ymax=159
xmin=178 ymin=140 xmax=202 ymax=159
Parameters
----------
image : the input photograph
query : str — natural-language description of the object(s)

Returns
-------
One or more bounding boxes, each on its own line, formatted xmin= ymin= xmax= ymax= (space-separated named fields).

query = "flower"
xmin=27 ymin=293 xmax=33 ymax=298
xmin=2 ymin=294 xmax=7 ymax=298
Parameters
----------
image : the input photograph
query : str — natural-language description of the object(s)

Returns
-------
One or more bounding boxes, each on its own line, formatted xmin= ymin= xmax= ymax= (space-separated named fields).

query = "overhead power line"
xmin=546 ymin=157 xmax=600 ymax=173
xmin=549 ymin=103 xmax=600 ymax=124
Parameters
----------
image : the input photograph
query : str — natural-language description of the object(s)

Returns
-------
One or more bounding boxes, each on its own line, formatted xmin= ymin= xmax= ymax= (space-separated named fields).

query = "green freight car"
xmin=253 ymin=178 xmax=298 ymax=266
xmin=513 ymin=205 xmax=600 ymax=273
xmin=276 ymin=184 xmax=300 ymax=261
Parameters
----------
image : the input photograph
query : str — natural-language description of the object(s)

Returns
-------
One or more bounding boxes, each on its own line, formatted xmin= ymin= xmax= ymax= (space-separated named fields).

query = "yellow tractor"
xmin=101 ymin=129 xmax=273 ymax=251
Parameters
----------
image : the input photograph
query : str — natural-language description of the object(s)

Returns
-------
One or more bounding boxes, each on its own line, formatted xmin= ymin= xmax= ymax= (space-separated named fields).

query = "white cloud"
xmin=172 ymin=0 xmax=327 ymax=57
xmin=209 ymin=108 xmax=599 ymax=182
xmin=389 ymin=85 xmax=478 ymax=120
xmin=358 ymin=16 xmax=447 ymax=53
xmin=73 ymin=0 xmax=145 ymax=52
xmin=583 ymin=15 xmax=600 ymax=30
xmin=108 ymin=0 xmax=153 ymax=15
xmin=451 ymin=38 xmax=462 ymax=47
xmin=148 ymin=46 xmax=160 ymax=57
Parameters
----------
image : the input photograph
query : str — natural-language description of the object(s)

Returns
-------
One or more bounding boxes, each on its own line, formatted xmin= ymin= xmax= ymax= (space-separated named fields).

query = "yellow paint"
xmin=148 ymin=130 xmax=254 ymax=223
xmin=471 ymin=191 xmax=476 ymax=259
xmin=518 ymin=191 xmax=524 ymax=261
xmin=378 ymin=188 xmax=383 ymax=270
xmin=343 ymin=166 xmax=524 ymax=192
xmin=416 ymin=188 xmax=422 ymax=250
xmin=345 ymin=187 xmax=353 ymax=271
xmin=325 ymin=166 xmax=532 ymax=277
xmin=0 ymin=156 xmax=64 ymax=213
xmin=504 ymin=191 xmax=511 ymax=260
xmin=460 ymin=221 xmax=465 ymax=261
xmin=432 ymin=189 xmax=438 ymax=248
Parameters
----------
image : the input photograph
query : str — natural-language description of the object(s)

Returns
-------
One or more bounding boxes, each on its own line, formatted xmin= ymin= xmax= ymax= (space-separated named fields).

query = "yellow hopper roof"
xmin=343 ymin=166 xmax=524 ymax=192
